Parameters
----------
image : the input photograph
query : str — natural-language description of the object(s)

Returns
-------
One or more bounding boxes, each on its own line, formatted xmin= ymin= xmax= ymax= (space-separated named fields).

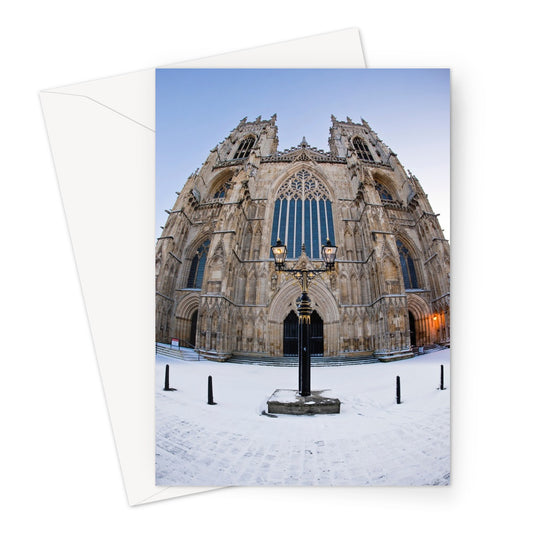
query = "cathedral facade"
xmin=155 ymin=115 xmax=450 ymax=361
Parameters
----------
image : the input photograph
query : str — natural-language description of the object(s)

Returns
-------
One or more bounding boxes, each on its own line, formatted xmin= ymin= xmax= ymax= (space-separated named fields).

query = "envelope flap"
xmin=41 ymin=28 xmax=364 ymax=132
xmin=42 ymin=70 xmax=155 ymax=131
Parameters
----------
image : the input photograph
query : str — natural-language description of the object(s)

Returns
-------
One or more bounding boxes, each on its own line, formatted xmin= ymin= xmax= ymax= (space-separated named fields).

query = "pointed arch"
xmin=235 ymin=265 xmax=247 ymax=304
xmin=407 ymin=292 xmax=433 ymax=346
xmin=252 ymin=222 xmax=263 ymax=259
xmin=344 ymin=223 xmax=355 ymax=260
xmin=256 ymin=263 xmax=268 ymax=305
xmin=174 ymin=292 xmax=201 ymax=348
xmin=375 ymin=181 xmax=394 ymax=201
xmin=241 ymin=223 xmax=253 ymax=259
xmin=268 ymin=278 xmax=340 ymax=357
xmin=270 ymin=167 xmax=336 ymax=259
xmin=247 ymin=267 xmax=257 ymax=305
xmin=208 ymin=168 xmax=234 ymax=198
xmin=350 ymin=271 xmax=360 ymax=304
xmin=395 ymin=237 xmax=419 ymax=290
xmin=187 ymin=239 xmax=210 ymax=289
xmin=270 ymin=162 xmax=337 ymax=204
xmin=209 ymin=241 xmax=225 ymax=266
xmin=360 ymin=270 xmax=370 ymax=304
xmin=340 ymin=272 xmax=350 ymax=304
xmin=376 ymin=173 xmax=399 ymax=200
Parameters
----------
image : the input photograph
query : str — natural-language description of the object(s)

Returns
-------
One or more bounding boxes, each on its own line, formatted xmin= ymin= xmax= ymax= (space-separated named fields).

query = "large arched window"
xmin=353 ymin=137 xmax=374 ymax=162
xmin=396 ymin=240 xmax=418 ymax=289
xmin=213 ymin=180 xmax=231 ymax=199
xmin=234 ymin=137 xmax=255 ymax=159
xmin=375 ymin=182 xmax=393 ymax=201
xmin=187 ymin=239 xmax=210 ymax=289
xmin=270 ymin=169 xmax=335 ymax=259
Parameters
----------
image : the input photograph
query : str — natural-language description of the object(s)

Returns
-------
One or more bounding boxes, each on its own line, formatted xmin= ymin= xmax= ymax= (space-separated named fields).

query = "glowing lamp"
xmin=271 ymin=238 xmax=287 ymax=270
xmin=321 ymin=238 xmax=337 ymax=270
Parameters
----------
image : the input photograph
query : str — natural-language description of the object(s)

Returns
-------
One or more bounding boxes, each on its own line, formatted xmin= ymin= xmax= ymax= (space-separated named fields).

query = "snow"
xmin=156 ymin=349 xmax=450 ymax=487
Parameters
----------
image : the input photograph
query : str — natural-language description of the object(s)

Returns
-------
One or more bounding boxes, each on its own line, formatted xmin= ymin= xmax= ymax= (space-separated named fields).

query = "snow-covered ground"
xmin=156 ymin=349 xmax=450 ymax=487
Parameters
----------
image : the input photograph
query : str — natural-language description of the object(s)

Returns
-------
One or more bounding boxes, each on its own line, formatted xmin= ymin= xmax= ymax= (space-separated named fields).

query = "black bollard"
xmin=163 ymin=364 xmax=176 ymax=391
xmin=396 ymin=376 xmax=401 ymax=404
xmin=207 ymin=375 xmax=217 ymax=405
xmin=164 ymin=364 xmax=170 ymax=390
xmin=440 ymin=364 xmax=445 ymax=390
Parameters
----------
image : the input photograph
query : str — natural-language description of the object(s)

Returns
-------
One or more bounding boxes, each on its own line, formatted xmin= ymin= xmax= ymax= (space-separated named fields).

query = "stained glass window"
xmin=396 ymin=240 xmax=418 ymax=289
xmin=214 ymin=180 xmax=231 ymax=199
xmin=271 ymin=170 xmax=335 ymax=259
xmin=375 ymin=182 xmax=393 ymax=201
xmin=187 ymin=240 xmax=210 ymax=289
xmin=353 ymin=137 xmax=374 ymax=162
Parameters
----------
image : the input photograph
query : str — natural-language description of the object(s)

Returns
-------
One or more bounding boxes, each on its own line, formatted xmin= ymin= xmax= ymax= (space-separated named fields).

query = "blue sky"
xmin=156 ymin=69 xmax=450 ymax=238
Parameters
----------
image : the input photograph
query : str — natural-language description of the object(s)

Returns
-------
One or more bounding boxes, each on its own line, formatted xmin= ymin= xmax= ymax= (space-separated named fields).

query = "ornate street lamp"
xmin=271 ymin=238 xmax=287 ymax=270
xmin=321 ymin=239 xmax=337 ymax=270
xmin=271 ymin=238 xmax=337 ymax=397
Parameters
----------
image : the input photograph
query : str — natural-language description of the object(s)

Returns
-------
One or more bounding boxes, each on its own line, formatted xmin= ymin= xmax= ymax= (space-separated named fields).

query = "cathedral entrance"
xmin=189 ymin=310 xmax=198 ymax=348
xmin=283 ymin=310 xmax=324 ymax=357
xmin=283 ymin=311 xmax=298 ymax=356
xmin=310 ymin=310 xmax=324 ymax=356
xmin=409 ymin=311 xmax=416 ymax=347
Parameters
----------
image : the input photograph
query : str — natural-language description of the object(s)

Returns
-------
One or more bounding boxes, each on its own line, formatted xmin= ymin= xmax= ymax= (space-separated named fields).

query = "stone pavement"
xmin=155 ymin=365 xmax=450 ymax=487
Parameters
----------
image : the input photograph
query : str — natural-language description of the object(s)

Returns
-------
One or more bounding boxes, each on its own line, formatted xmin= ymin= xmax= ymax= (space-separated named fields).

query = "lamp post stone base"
xmin=267 ymin=389 xmax=340 ymax=415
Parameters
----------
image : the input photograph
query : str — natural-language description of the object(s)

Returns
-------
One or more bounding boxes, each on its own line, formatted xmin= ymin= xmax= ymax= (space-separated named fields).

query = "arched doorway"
xmin=283 ymin=310 xmax=324 ymax=357
xmin=190 ymin=310 xmax=198 ymax=348
xmin=408 ymin=311 xmax=417 ymax=347
xmin=283 ymin=311 xmax=298 ymax=356
xmin=310 ymin=310 xmax=324 ymax=356
xmin=407 ymin=293 xmax=432 ymax=347
xmin=269 ymin=279 xmax=340 ymax=358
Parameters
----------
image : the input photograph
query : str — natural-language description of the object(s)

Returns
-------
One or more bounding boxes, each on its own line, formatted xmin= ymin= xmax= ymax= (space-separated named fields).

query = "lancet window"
xmin=187 ymin=239 xmax=210 ymax=289
xmin=353 ymin=137 xmax=375 ymax=162
xmin=396 ymin=240 xmax=418 ymax=289
xmin=234 ymin=137 xmax=255 ymax=159
xmin=270 ymin=169 xmax=335 ymax=259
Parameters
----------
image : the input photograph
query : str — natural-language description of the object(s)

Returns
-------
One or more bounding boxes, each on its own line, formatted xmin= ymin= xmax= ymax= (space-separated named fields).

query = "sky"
xmin=156 ymin=69 xmax=450 ymax=239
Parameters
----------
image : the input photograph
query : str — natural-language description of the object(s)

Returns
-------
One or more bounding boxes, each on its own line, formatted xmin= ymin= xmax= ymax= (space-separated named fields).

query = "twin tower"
xmin=156 ymin=114 xmax=450 ymax=361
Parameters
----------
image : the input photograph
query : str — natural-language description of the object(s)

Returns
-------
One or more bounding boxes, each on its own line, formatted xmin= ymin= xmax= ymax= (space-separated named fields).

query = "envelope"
xmin=40 ymin=28 xmax=366 ymax=506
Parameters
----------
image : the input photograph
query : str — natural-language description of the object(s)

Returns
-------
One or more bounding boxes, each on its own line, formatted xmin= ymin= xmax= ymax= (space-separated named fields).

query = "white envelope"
xmin=40 ymin=28 xmax=366 ymax=506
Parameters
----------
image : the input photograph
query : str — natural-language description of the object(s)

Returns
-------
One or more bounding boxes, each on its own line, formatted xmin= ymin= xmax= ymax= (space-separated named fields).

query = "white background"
xmin=1 ymin=1 xmax=531 ymax=531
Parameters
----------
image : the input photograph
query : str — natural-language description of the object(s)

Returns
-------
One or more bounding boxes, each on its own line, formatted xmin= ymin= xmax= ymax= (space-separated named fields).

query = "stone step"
xmin=156 ymin=344 xmax=204 ymax=361
xmin=226 ymin=355 xmax=378 ymax=367
xmin=156 ymin=344 xmax=380 ymax=366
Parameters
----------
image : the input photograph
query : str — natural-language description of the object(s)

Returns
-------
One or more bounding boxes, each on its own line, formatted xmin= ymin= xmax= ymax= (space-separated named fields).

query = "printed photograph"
xmin=155 ymin=69 xmax=450 ymax=486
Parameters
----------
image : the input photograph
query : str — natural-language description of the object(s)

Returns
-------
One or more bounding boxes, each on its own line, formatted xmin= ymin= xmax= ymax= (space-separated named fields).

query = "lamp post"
xmin=271 ymin=238 xmax=337 ymax=397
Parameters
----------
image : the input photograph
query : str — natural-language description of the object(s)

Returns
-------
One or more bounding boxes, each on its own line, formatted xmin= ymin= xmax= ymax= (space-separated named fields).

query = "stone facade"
xmin=156 ymin=115 xmax=450 ymax=361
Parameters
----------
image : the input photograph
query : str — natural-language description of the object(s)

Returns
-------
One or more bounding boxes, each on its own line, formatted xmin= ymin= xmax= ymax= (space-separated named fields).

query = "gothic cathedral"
xmin=156 ymin=115 xmax=450 ymax=361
